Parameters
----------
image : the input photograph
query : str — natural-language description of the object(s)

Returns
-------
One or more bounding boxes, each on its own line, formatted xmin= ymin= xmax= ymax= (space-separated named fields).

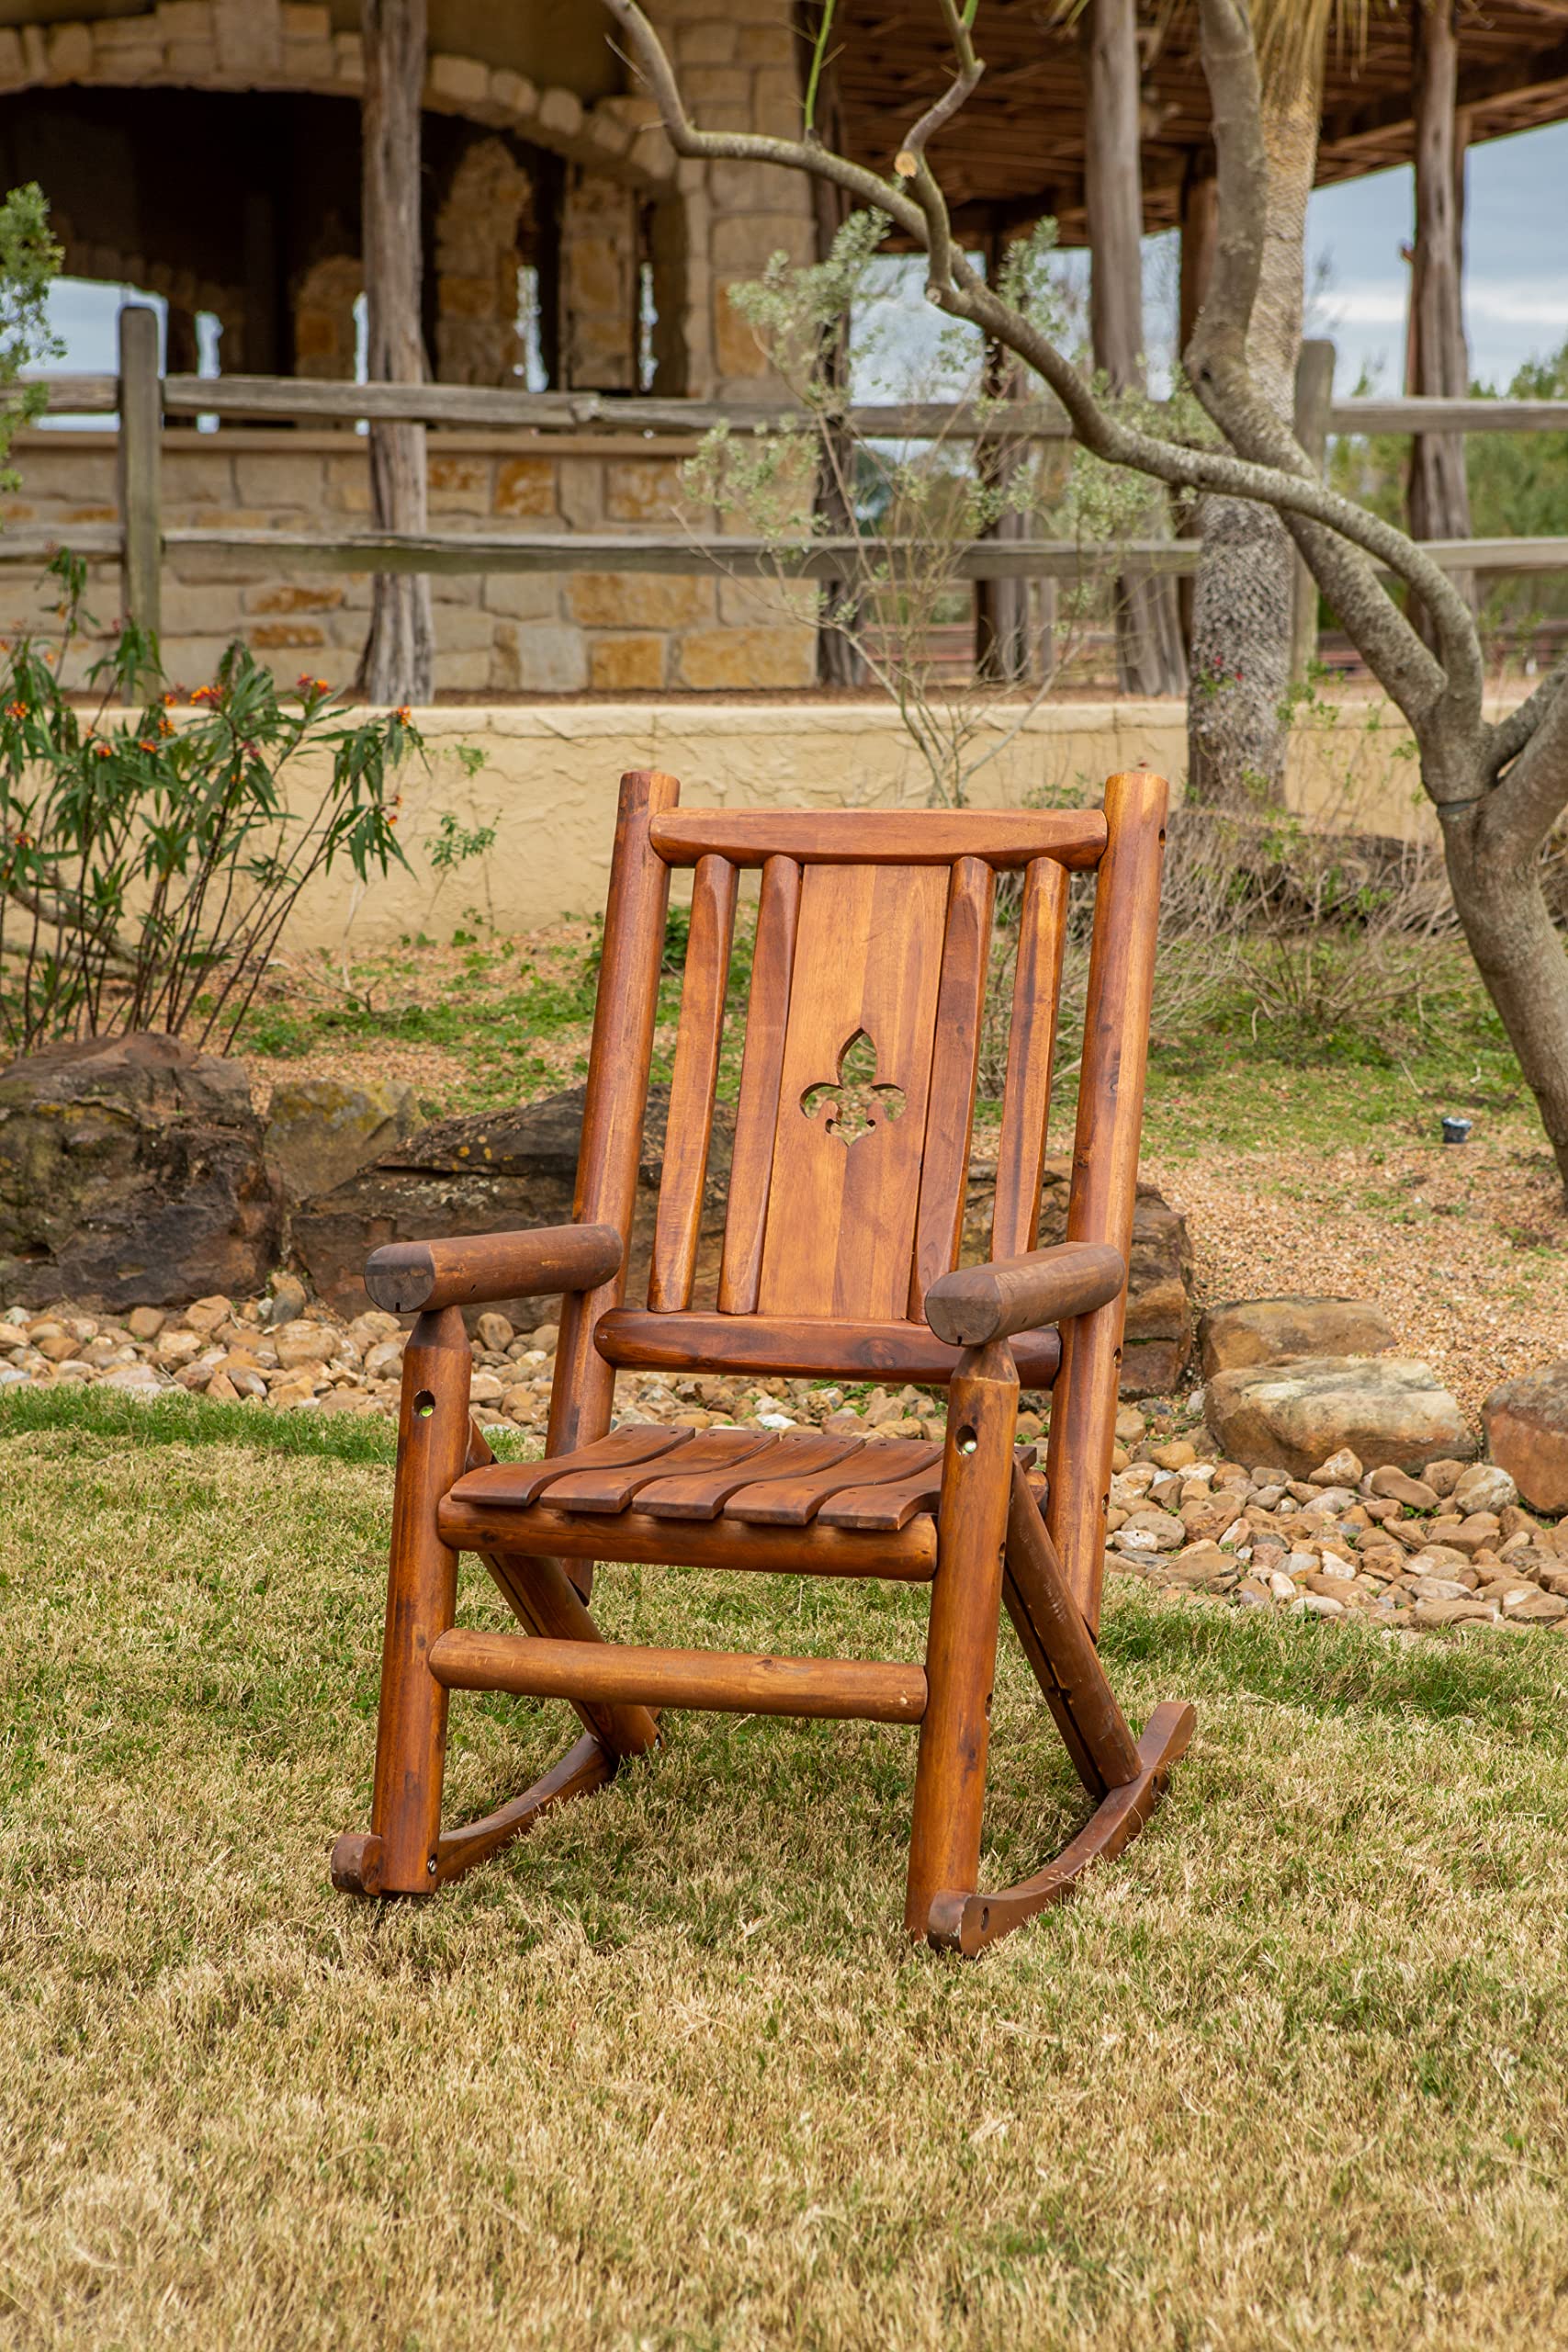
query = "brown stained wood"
xmin=429 ymin=1629 xmax=928 ymax=1724
xmin=428 ymin=1732 xmax=617 ymax=1889
xmin=361 ymin=1305 xmax=471 ymax=1893
xmin=816 ymin=1442 xmax=1038 ymax=1534
xmin=438 ymin=1487 xmax=939 ymax=1580
xmin=759 ymin=862 xmax=949 ymax=1322
xmin=726 ymin=1438 xmax=940 ymax=1528
xmin=546 ymin=1425 xmax=774 ymax=1514
xmin=481 ymin=1423 xmax=694 ymax=1509
xmin=460 ymin=1424 xmax=660 ymax=1758
xmin=651 ymin=808 xmax=1108 ymax=872
xmin=990 ymin=857 xmax=1070 ymax=1260
xmin=640 ymin=1430 xmax=858 ymax=1522
xmin=718 ymin=854 xmax=801 ymax=1315
xmin=908 ymin=857 xmax=996 ymax=1319
xmin=365 ymin=1223 xmax=622 ymax=1315
xmin=116 ymin=305 xmax=162 ymax=638
xmin=548 ymin=772 xmax=680 ymax=1526
xmin=924 ymin=1242 xmax=1125 ymax=1350
xmin=649 ymin=853 xmax=739 ymax=1312
xmin=1004 ymin=1464 xmax=1141 ymax=1794
xmin=1045 ymin=772 xmax=1168 ymax=1634
xmin=925 ymin=1702 xmax=1196 ymax=1957
xmin=595 ymin=1308 xmax=1061 ymax=1387
xmin=905 ymin=1340 xmax=1020 ymax=1939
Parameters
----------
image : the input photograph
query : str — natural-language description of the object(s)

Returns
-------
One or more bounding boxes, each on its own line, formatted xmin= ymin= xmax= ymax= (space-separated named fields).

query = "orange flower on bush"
xmin=93 ymin=741 xmax=112 ymax=760
xmin=5 ymin=699 xmax=27 ymax=718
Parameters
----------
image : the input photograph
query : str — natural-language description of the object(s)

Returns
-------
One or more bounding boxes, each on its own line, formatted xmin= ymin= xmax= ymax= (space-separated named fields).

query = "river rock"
xmin=265 ymin=1075 xmax=420 ymax=1203
xmin=1203 ymin=1354 xmax=1474 ymax=1479
xmin=1197 ymin=1296 xmax=1398 ymax=1377
xmin=293 ymin=1083 xmax=732 ymax=1323
xmin=1483 ymin=1363 xmax=1568 ymax=1514
xmin=0 ymin=1032 xmax=281 ymax=1310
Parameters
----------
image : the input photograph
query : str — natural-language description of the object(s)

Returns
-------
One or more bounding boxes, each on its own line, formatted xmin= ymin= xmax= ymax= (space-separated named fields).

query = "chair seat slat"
xmin=543 ymin=1425 xmax=776 ymax=1514
xmin=453 ymin=1422 xmax=693 ymax=1509
xmin=728 ymin=1437 xmax=942 ymax=1527
xmin=637 ymin=1430 xmax=859 ymax=1521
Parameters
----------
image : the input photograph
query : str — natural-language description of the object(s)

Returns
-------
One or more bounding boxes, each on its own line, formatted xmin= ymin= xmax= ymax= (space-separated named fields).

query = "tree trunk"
xmin=1443 ymin=800 xmax=1568 ymax=1193
xmin=976 ymin=224 xmax=1030 ymax=685
xmin=1082 ymin=0 xmax=1185 ymax=698
xmin=356 ymin=0 xmax=434 ymax=707
xmin=1407 ymin=0 xmax=1474 ymax=638
xmin=793 ymin=1 xmax=865 ymax=689
xmin=1186 ymin=54 xmax=1318 ymax=807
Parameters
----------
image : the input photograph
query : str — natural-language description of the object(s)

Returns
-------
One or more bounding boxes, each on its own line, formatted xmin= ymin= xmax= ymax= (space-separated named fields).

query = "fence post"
xmin=1291 ymin=337 xmax=1335 ymax=684
xmin=117 ymin=304 xmax=163 ymax=640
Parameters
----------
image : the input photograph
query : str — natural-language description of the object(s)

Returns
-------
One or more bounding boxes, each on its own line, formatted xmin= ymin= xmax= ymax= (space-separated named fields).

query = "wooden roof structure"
xmin=832 ymin=0 xmax=1568 ymax=239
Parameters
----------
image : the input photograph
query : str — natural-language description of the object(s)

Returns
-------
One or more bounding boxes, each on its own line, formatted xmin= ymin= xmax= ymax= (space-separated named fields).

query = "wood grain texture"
xmin=638 ymin=1430 xmax=857 ymax=1522
xmin=595 ymin=1308 xmax=1061 ymax=1387
xmin=547 ymin=771 xmax=680 ymax=1565
xmin=116 ymin=305 xmax=162 ymax=638
xmin=904 ymin=1339 xmax=1020 ymax=1938
xmin=725 ymin=1438 xmax=938 ymax=1527
xmin=428 ymin=1629 xmax=928 ymax=1724
xmin=364 ymin=1305 xmax=471 ymax=1893
xmin=908 ymin=857 xmax=996 ymax=1318
xmin=437 ymin=1487 xmax=939 ymax=1580
xmin=477 ymin=1423 xmax=694 ymax=1509
xmin=924 ymin=1241 xmax=1125 ymax=1348
xmin=651 ymin=808 xmax=1108 ymax=870
xmin=990 ymin=856 xmax=1070 ymax=1259
xmin=1044 ymin=773 xmax=1168 ymax=1632
xmin=718 ymin=854 xmax=801 ymax=1314
xmin=1004 ymin=1464 xmax=1141 ymax=1796
xmin=545 ymin=1425 xmax=774 ymax=1514
xmin=760 ymin=861 xmax=949 ymax=1320
xmin=364 ymin=1223 xmax=621 ymax=1315
xmin=926 ymin=1702 xmax=1196 ymax=1956
xmin=649 ymin=852 xmax=738 ymax=1311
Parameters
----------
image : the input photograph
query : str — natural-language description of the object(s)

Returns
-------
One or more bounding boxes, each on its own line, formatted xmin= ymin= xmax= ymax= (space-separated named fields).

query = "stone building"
xmin=3 ymin=0 xmax=1568 ymax=695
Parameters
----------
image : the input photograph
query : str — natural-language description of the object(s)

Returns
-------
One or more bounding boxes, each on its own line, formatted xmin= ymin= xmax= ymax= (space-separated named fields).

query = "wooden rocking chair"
xmin=332 ymin=769 xmax=1194 ymax=1954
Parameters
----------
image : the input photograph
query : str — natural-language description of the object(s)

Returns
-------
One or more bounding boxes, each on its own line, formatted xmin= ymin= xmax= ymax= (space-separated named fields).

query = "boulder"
xmin=293 ymin=1084 xmax=732 ymax=1323
xmin=1203 ymin=1354 xmax=1474 ymax=1479
xmin=1197 ymin=1296 xmax=1398 ymax=1378
xmin=964 ymin=1154 xmax=1195 ymax=1397
xmin=0 ymin=1032 xmax=280 ymax=1311
xmin=1483 ymin=1363 xmax=1568 ymax=1513
xmin=265 ymin=1075 xmax=419 ymax=1203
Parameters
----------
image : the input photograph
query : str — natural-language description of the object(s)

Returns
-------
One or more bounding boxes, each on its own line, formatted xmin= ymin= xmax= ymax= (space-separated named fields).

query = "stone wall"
xmin=2 ymin=426 xmax=815 ymax=694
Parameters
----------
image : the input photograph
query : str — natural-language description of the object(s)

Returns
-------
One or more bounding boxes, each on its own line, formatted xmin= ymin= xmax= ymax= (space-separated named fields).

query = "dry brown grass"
xmin=5 ymin=1410 xmax=1568 ymax=2349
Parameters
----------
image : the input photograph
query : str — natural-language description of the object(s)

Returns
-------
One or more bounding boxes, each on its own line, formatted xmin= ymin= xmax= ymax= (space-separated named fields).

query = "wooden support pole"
xmin=428 ymin=1628 xmax=928 ymax=1724
xmin=905 ymin=1339 xmax=1019 ymax=1938
xmin=1081 ymin=0 xmax=1186 ymax=697
xmin=116 ymin=304 xmax=162 ymax=643
xmin=1407 ymin=0 xmax=1474 ymax=627
xmin=357 ymin=0 xmax=434 ymax=705
xmin=1291 ymin=339 xmax=1336 ymax=682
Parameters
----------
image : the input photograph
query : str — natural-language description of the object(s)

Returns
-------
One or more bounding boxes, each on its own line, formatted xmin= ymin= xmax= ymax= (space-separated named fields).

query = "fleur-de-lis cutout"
xmin=800 ymin=1028 xmax=906 ymax=1147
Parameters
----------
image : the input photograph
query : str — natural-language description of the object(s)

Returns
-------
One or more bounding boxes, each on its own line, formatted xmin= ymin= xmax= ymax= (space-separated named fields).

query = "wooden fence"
xmin=6 ymin=308 xmax=1568 ymax=653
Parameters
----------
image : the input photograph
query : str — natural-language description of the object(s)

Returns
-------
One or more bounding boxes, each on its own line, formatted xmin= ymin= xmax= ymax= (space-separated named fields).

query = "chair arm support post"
xmin=364 ymin=1223 xmax=624 ymax=1316
xmin=923 ymin=1241 xmax=1126 ymax=1349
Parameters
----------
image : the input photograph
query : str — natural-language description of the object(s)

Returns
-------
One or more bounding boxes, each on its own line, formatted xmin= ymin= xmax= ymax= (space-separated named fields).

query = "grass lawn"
xmin=5 ymin=1390 xmax=1568 ymax=2348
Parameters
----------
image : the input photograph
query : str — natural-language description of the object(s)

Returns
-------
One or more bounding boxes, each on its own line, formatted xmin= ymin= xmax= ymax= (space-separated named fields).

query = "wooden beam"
xmin=426 ymin=1629 xmax=929 ymax=1724
xmin=358 ymin=0 xmax=434 ymax=703
xmin=1292 ymin=339 xmax=1336 ymax=680
xmin=115 ymin=306 xmax=162 ymax=640
xmin=1407 ymin=0 xmax=1474 ymax=625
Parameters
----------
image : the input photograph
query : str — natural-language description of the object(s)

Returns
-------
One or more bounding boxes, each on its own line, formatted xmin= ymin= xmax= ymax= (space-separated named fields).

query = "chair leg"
xmin=333 ymin=1306 xmax=471 ymax=1896
xmin=904 ymin=1340 xmax=1019 ymax=1939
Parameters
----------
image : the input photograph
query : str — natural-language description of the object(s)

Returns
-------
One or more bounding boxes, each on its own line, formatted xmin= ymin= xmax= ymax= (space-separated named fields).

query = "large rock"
xmin=1483 ymin=1363 xmax=1568 ymax=1513
xmin=0 ymin=1032 xmax=281 ymax=1310
xmin=1204 ymin=1354 xmax=1474 ymax=1478
xmin=963 ymin=1152 xmax=1191 ymax=1397
xmin=294 ymin=1084 xmax=731 ymax=1323
xmin=1198 ymin=1295 xmax=1397 ymax=1378
xmin=265 ymin=1075 xmax=420 ymax=1203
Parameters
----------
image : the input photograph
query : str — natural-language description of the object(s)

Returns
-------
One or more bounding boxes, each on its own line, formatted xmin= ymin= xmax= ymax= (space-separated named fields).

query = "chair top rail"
xmin=15 ymin=374 xmax=1568 ymax=439
xmin=648 ymin=808 xmax=1110 ymax=871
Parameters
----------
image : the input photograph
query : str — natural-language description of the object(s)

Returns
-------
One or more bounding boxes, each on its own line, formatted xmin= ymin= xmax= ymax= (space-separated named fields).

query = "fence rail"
xmin=4 ymin=319 xmax=1566 ymax=661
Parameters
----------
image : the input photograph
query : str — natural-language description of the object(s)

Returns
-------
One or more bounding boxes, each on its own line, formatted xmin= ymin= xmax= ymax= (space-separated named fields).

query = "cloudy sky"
xmin=40 ymin=117 xmax=1568 ymax=401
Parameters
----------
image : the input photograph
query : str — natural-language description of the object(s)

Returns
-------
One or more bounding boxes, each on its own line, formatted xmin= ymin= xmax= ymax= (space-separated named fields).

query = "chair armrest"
xmin=365 ymin=1223 xmax=623 ymax=1316
xmin=924 ymin=1242 xmax=1125 ymax=1349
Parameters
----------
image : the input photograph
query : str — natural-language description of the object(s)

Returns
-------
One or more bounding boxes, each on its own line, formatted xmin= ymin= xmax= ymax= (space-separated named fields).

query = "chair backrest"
xmin=545 ymin=770 xmax=1167 ymax=1623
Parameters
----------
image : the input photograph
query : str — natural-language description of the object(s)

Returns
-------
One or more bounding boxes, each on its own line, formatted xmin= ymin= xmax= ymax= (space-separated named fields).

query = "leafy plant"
xmin=0 ymin=550 xmax=457 ymax=1057
xmin=0 ymin=182 xmax=62 ymax=502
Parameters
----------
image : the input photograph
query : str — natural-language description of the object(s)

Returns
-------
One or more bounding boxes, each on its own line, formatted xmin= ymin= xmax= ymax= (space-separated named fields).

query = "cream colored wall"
xmin=265 ymin=694 xmax=1483 ymax=954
